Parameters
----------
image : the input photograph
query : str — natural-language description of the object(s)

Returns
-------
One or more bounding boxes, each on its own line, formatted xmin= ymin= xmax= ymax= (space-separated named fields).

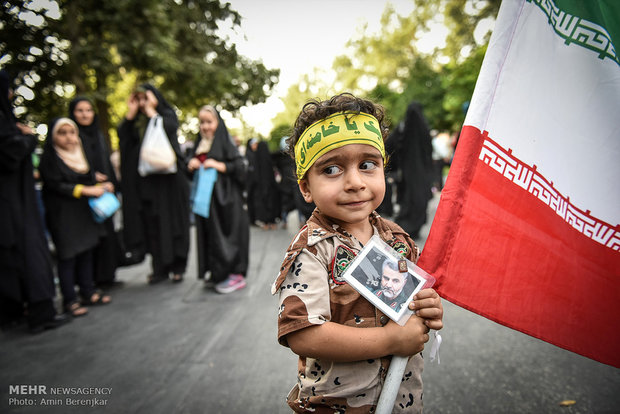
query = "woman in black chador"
xmin=187 ymin=105 xmax=249 ymax=294
xmin=246 ymin=138 xmax=281 ymax=229
xmin=117 ymin=84 xmax=190 ymax=284
xmin=0 ymin=70 xmax=68 ymax=333
xmin=385 ymin=101 xmax=434 ymax=239
xmin=69 ymin=97 xmax=120 ymax=287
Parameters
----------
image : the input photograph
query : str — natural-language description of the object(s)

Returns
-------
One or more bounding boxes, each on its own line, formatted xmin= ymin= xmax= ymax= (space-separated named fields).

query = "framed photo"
xmin=342 ymin=236 xmax=434 ymax=325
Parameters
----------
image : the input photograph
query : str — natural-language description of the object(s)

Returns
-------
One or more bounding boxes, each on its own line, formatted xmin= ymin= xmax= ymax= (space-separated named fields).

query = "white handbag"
xmin=138 ymin=115 xmax=177 ymax=176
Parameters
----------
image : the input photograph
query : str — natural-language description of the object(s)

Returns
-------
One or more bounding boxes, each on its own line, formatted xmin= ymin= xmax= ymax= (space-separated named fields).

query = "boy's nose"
xmin=343 ymin=169 xmax=365 ymax=191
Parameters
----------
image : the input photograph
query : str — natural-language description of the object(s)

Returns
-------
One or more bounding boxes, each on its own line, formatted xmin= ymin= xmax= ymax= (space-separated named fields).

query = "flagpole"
xmin=375 ymin=355 xmax=408 ymax=414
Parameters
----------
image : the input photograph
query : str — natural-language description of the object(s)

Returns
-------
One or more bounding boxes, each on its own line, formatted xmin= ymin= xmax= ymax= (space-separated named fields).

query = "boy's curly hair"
xmin=285 ymin=93 xmax=389 ymax=160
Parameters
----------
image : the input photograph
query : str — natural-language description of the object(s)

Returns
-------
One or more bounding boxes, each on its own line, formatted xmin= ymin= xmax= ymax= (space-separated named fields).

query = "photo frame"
xmin=342 ymin=235 xmax=435 ymax=325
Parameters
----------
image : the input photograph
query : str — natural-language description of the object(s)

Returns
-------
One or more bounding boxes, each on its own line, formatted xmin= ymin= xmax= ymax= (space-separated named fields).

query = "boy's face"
xmin=299 ymin=144 xmax=385 ymax=233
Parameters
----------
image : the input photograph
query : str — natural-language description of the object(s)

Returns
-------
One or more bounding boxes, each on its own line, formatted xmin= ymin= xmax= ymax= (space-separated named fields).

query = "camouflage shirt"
xmin=272 ymin=210 xmax=424 ymax=413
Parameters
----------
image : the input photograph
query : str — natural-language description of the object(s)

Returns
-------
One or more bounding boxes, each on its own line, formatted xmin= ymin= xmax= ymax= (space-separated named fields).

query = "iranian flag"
xmin=418 ymin=0 xmax=620 ymax=367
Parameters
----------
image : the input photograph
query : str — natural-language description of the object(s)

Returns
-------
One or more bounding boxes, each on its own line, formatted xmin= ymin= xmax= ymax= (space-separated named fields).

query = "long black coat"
xmin=191 ymin=111 xmax=249 ymax=282
xmin=117 ymin=85 xmax=189 ymax=268
xmin=0 ymin=73 xmax=55 ymax=304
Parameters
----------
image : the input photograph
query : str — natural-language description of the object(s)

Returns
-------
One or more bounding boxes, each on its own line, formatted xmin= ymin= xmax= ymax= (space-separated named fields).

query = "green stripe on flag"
xmin=527 ymin=0 xmax=619 ymax=66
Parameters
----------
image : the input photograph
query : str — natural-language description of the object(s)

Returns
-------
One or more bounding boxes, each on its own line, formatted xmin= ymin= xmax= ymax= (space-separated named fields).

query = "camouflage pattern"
xmin=272 ymin=210 xmax=424 ymax=413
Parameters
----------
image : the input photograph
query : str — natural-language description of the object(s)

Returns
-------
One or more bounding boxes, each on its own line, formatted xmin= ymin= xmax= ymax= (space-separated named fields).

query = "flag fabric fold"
xmin=418 ymin=0 xmax=620 ymax=367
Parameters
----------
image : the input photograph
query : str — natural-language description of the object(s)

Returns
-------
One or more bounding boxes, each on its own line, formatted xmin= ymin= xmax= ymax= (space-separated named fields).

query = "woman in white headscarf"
xmin=39 ymin=117 xmax=112 ymax=317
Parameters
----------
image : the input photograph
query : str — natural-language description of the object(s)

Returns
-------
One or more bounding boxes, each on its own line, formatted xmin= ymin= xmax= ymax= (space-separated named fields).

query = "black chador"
xmin=0 ymin=70 xmax=60 ymax=330
xmin=191 ymin=110 xmax=249 ymax=283
xmin=246 ymin=140 xmax=281 ymax=226
xmin=117 ymin=84 xmax=190 ymax=281
xmin=69 ymin=97 xmax=120 ymax=285
xmin=385 ymin=102 xmax=434 ymax=239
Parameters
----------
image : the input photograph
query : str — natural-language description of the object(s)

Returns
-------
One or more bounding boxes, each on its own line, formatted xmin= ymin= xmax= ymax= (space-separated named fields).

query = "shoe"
xmin=215 ymin=274 xmax=246 ymax=294
xmin=29 ymin=313 xmax=71 ymax=334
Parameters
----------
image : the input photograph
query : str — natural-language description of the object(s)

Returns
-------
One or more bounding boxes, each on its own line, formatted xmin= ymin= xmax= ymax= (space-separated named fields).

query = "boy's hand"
xmin=408 ymin=288 xmax=443 ymax=331
xmin=385 ymin=315 xmax=429 ymax=357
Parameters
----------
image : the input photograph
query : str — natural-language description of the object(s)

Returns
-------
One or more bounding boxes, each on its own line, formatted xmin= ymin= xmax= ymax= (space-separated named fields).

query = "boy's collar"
xmin=304 ymin=210 xmax=398 ymax=247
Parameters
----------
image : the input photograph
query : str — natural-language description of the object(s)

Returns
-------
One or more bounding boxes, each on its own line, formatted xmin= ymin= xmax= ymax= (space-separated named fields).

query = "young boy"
xmin=272 ymin=93 xmax=444 ymax=413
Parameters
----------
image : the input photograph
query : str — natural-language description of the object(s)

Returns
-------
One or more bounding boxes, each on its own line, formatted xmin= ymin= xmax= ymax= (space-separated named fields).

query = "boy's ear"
xmin=298 ymin=180 xmax=313 ymax=203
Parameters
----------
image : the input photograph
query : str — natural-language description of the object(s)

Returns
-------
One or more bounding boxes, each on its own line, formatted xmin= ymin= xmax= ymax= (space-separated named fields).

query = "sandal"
xmin=66 ymin=301 xmax=88 ymax=317
xmin=82 ymin=290 xmax=111 ymax=306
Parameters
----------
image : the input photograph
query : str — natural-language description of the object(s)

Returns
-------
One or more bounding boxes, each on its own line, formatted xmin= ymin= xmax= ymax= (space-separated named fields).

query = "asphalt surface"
xmin=1 ymin=193 xmax=619 ymax=413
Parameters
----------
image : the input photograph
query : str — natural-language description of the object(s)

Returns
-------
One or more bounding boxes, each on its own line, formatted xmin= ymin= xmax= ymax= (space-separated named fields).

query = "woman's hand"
xmin=101 ymin=181 xmax=114 ymax=193
xmin=81 ymin=185 xmax=105 ymax=198
xmin=187 ymin=157 xmax=201 ymax=172
xmin=203 ymin=158 xmax=226 ymax=173
xmin=95 ymin=171 xmax=108 ymax=183
xmin=408 ymin=288 xmax=444 ymax=331
xmin=16 ymin=122 xmax=34 ymax=135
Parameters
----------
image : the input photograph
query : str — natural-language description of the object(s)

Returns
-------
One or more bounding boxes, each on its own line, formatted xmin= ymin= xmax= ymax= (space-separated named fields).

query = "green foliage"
xmin=268 ymin=122 xmax=292 ymax=153
xmin=270 ymin=71 xmax=339 ymax=130
xmin=440 ymin=44 xmax=488 ymax=130
xmin=271 ymin=0 xmax=500 ymax=135
xmin=1 ymin=0 xmax=279 ymax=145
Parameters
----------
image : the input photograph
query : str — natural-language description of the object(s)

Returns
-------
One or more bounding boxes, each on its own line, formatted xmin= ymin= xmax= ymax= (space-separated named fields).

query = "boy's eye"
xmin=323 ymin=165 xmax=341 ymax=175
xmin=360 ymin=160 xmax=378 ymax=170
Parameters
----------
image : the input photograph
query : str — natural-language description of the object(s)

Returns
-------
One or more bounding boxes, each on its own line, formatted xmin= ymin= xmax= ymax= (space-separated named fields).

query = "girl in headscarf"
xmin=69 ymin=97 xmax=120 ymax=287
xmin=117 ymin=84 xmax=190 ymax=284
xmin=39 ymin=117 xmax=112 ymax=317
xmin=0 ymin=70 xmax=68 ymax=332
xmin=187 ymin=105 xmax=249 ymax=293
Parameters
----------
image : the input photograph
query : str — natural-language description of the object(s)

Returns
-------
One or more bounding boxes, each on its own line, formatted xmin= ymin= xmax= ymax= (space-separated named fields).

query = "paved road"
xmin=1 ymin=194 xmax=619 ymax=413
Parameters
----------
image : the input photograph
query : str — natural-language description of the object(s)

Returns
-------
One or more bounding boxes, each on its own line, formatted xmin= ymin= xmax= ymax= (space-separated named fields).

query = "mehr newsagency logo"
xmin=8 ymin=384 xmax=112 ymax=407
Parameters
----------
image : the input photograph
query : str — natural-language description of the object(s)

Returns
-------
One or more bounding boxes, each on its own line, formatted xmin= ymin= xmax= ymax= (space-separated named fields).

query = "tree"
xmin=270 ymin=70 xmax=336 ymax=132
xmin=1 ymin=0 xmax=279 ymax=146
xmin=327 ymin=0 xmax=500 ymax=131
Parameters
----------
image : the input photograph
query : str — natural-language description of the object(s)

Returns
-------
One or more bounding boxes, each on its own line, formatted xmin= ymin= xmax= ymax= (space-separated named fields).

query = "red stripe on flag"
xmin=419 ymin=125 xmax=620 ymax=367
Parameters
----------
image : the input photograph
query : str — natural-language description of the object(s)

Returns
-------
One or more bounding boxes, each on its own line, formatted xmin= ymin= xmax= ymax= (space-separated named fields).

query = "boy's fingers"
xmin=425 ymin=319 xmax=443 ymax=331
xmin=413 ymin=288 xmax=438 ymax=301
xmin=409 ymin=296 xmax=442 ymax=311
xmin=414 ymin=307 xmax=442 ymax=319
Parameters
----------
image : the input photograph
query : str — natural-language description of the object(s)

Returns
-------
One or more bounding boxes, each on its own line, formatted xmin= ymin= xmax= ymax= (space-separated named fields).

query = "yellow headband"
xmin=294 ymin=112 xmax=386 ymax=181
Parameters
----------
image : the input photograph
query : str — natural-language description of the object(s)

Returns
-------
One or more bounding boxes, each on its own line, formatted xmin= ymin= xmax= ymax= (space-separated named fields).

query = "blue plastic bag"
xmin=88 ymin=192 xmax=120 ymax=223
xmin=191 ymin=167 xmax=217 ymax=218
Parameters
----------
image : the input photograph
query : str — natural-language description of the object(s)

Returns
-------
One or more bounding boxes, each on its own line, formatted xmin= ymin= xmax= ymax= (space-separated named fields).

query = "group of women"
xmin=0 ymin=73 xmax=250 ymax=333
xmin=118 ymin=85 xmax=249 ymax=294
